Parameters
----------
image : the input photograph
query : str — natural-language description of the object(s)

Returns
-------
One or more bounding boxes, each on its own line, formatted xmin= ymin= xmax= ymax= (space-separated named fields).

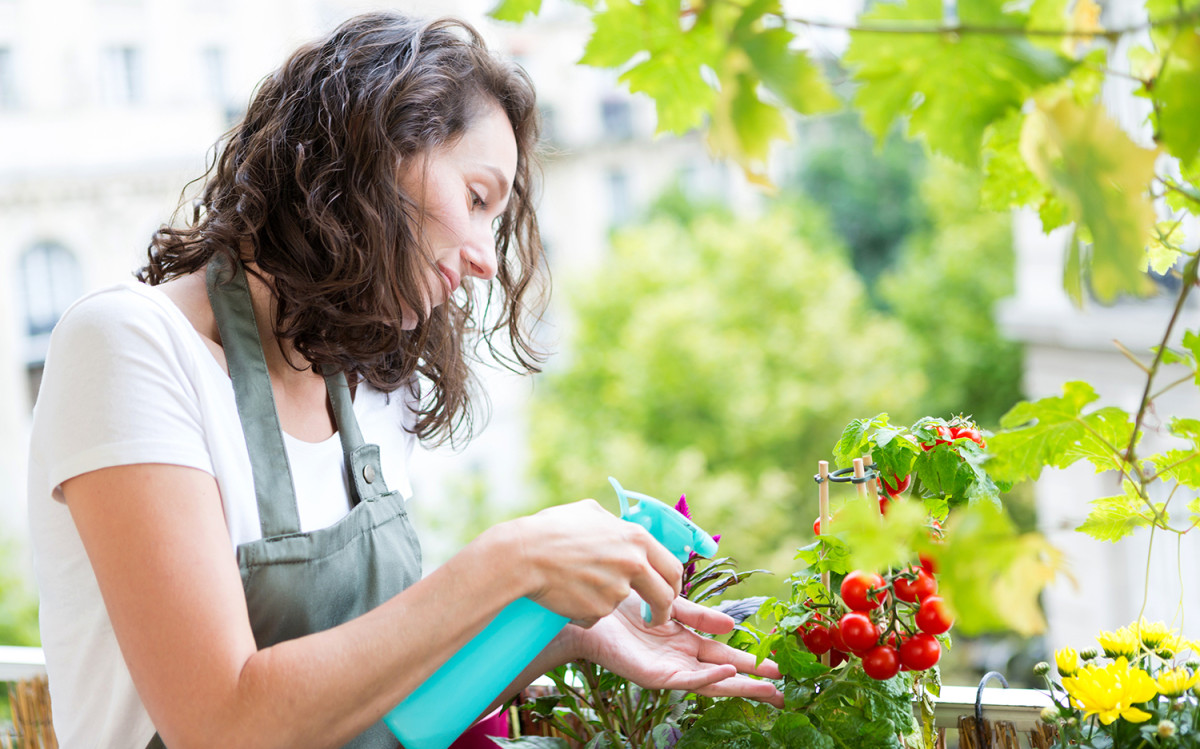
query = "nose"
xmin=462 ymin=229 xmax=498 ymax=282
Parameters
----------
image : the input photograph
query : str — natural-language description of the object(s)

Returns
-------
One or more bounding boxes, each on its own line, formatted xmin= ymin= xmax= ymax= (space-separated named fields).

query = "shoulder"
xmin=54 ymin=282 xmax=193 ymax=344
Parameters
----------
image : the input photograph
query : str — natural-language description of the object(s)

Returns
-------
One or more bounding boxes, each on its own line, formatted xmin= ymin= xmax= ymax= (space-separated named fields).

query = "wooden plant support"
xmin=817 ymin=460 xmax=831 ymax=667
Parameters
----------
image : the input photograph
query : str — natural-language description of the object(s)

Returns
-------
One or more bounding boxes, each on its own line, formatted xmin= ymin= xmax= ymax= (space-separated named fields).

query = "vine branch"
xmin=778 ymin=8 xmax=1200 ymax=39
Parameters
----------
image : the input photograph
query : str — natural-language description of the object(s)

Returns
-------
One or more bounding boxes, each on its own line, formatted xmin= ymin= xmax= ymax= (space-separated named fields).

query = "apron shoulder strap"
xmin=206 ymin=254 xmax=302 ymax=537
xmin=323 ymin=370 xmax=394 ymax=504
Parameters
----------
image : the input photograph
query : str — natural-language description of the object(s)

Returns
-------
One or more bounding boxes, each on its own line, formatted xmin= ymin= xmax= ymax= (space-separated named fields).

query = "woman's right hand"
xmin=498 ymin=500 xmax=684 ymax=628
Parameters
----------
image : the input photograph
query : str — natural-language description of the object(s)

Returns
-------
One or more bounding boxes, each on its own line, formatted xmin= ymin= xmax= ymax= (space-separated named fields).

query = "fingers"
xmin=625 ymin=524 xmax=682 ymax=628
xmin=694 ymin=675 xmax=786 ymax=709
xmin=670 ymin=597 xmax=735 ymax=636
xmin=696 ymin=636 xmax=783 ymax=680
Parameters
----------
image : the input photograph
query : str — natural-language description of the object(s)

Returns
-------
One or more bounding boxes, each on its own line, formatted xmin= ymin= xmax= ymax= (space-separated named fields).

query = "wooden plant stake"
xmin=817 ymin=460 xmax=831 ymax=667
xmin=862 ymin=454 xmax=882 ymax=517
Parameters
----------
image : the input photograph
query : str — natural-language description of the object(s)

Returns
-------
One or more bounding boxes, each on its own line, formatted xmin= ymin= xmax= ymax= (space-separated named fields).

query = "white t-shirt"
xmin=26 ymin=281 xmax=418 ymax=749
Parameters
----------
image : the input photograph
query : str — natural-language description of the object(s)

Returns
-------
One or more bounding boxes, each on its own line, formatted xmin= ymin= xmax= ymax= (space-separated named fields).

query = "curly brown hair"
xmin=139 ymin=11 xmax=547 ymax=446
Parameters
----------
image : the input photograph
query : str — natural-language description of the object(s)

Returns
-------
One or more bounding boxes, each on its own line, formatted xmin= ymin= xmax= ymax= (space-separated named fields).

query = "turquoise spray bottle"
xmin=382 ymin=477 xmax=720 ymax=749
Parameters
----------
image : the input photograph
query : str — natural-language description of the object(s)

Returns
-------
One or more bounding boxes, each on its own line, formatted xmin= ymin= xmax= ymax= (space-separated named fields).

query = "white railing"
xmin=0 ymin=647 xmax=46 ymax=683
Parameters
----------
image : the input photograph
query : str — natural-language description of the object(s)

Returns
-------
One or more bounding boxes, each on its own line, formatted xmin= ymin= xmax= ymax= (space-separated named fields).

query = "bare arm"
xmin=64 ymin=464 xmax=683 ymax=749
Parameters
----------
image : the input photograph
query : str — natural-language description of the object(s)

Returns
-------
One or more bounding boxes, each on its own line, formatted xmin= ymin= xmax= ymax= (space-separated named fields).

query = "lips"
xmin=437 ymin=264 xmax=461 ymax=296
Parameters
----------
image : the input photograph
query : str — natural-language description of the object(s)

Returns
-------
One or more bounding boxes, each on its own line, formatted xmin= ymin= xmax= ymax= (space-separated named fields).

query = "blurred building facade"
xmin=0 ymin=0 xmax=753 ymax=569
xmin=999 ymin=0 xmax=1200 ymax=650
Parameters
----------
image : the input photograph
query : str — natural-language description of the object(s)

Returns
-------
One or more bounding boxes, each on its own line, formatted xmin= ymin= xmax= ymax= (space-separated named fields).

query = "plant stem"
xmin=778 ymin=8 xmax=1200 ymax=38
xmin=1125 ymin=253 xmax=1199 ymax=466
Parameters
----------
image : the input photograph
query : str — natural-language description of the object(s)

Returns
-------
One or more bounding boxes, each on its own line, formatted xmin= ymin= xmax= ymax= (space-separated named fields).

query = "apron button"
xmin=363 ymin=464 xmax=376 ymax=483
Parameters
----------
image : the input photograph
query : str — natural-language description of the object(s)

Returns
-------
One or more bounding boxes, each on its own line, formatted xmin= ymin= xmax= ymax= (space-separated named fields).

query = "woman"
xmin=27 ymin=12 xmax=782 ymax=748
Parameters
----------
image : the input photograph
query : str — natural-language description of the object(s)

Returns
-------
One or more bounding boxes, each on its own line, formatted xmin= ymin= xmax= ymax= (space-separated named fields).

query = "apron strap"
xmin=323 ymin=370 xmax=393 ymax=505
xmin=206 ymin=254 xmax=302 ymax=537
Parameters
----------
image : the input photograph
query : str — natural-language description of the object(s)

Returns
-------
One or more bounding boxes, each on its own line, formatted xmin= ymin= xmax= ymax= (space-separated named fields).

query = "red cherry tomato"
xmin=952 ymin=425 xmax=985 ymax=447
xmin=918 ymin=553 xmax=937 ymax=576
xmin=828 ymin=623 xmax=848 ymax=653
xmin=893 ymin=568 xmax=937 ymax=602
xmin=840 ymin=570 xmax=886 ymax=611
xmin=899 ymin=633 xmax=941 ymax=671
xmin=861 ymin=645 xmax=901 ymax=680
xmin=880 ymin=473 xmax=911 ymax=498
xmin=879 ymin=497 xmax=891 ymax=516
xmin=916 ymin=596 xmax=954 ymax=635
xmin=801 ymin=624 xmax=833 ymax=655
xmin=828 ymin=649 xmax=848 ymax=668
xmin=838 ymin=612 xmax=879 ymax=652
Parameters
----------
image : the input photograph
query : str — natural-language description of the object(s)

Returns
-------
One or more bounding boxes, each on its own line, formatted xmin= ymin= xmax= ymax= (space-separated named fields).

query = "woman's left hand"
xmin=566 ymin=595 xmax=785 ymax=708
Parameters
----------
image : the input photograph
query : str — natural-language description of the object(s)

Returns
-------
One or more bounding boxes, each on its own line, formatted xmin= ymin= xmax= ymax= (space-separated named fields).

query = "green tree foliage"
xmin=528 ymin=205 xmax=925 ymax=592
xmin=791 ymin=115 xmax=930 ymax=291
xmin=0 ymin=536 xmax=38 ymax=648
xmin=877 ymin=160 xmax=1024 ymax=427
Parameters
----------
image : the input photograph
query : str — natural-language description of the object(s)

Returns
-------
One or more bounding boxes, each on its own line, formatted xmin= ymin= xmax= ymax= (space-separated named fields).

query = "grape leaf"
xmin=708 ymin=70 xmax=790 ymax=180
xmin=488 ymin=0 xmax=542 ymax=22
xmin=1019 ymin=92 xmax=1160 ymax=303
xmin=579 ymin=0 xmax=723 ymax=134
xmin=739 ymin=26 xmax=840 ymax=116
xmin=1076 ymin=483 xmax=1157 ymax=541
xmin=1154 ymin=31 xmax=1200 ymax=170
xmin=845 ymin=0 xmax=1072 ymax=166
xmin=1147 ymin=449 xmax=1200 ymax=488
xmin=990 ymin=382 xmax=1139 ymax=483
xmin=1147 ymin=221 xmax=1185 ymax=273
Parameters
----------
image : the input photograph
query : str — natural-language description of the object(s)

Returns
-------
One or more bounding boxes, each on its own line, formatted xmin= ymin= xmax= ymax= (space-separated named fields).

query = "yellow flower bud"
xmin=1055 ymin=647 xmax=1079 ymax=677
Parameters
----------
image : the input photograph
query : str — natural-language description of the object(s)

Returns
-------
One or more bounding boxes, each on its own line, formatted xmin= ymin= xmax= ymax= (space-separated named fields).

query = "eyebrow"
xmin=484 ymin=164 xmax=511 ymax=204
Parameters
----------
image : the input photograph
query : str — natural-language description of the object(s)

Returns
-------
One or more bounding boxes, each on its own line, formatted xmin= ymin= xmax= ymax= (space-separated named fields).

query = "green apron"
xmin=146 ymin=254 xmax=423 ymax=748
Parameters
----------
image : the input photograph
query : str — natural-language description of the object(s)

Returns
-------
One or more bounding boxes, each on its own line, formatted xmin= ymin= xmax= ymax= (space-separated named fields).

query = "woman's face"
xmin=399 ymin=102 xmax=519 ymax=329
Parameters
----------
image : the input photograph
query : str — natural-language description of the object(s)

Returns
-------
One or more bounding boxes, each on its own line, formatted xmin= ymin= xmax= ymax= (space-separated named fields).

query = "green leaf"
xmin=769 ymin=713 xmax=834 ymax=749
xmin=934 ymin=503 xmax=1066 ymax=635
xmin=580 ymin=0 xmax=723 ymax=134
xmin=1062 ymin=406 xmax=1136 ymax=474
xmin=834 ymin=414 xmax=889 ymax=468
xmin=487 ymin=0 xmax=542 ymax=23
xmin=1148 ymin=449 xmax=1200 ymax=488
xmin=845 ymin=0 xmax=1072 ymax=166
xmin=489 ymin=737 xmax=570 ymax=748
xmin=835 ymin=499 xmax=929 ymax=575
xmin=1152 ymin=26 xmax=1200 ymax=170
xmin=1075 ymin=484 xmax=1156 ymax=542
xmin=989 ymin=381 xmax=1132 ymax=483
xmin=740 ymin=27 xmax=840 ymax=115
xmin=1147 ymin=221 xmax=1185 ymax=274
xmin=708 ymin=71 xmax=790 ymax=173
xmin=1169 ymin=417 xmax=1200 ymax=440
xmin=674 ymin=698 xmax=777 ymax=749
xmin=1019 ymin=92 xmax=1160 ymax=303
xmin=981 ymin=110 xmax=1047 ymax=210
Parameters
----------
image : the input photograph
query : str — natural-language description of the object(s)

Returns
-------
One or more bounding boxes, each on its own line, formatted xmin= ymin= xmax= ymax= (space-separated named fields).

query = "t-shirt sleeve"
xmin=31 ymin=287 xmax=215 ymax=502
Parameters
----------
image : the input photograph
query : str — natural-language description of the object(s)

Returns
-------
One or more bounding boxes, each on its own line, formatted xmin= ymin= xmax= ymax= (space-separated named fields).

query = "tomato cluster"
xmin=795 ymin=563 xmax=953 ymax=680
xmin=924 ymin=421 xmax=986 ymax=451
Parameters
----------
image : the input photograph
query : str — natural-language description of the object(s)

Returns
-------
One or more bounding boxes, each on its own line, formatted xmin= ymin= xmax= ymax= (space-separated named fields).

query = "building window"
xmin=201 ymin=46 xmax=225 ymax=104
xmin=600 ymin=97 xmax=633 ymax=141
xmin=101 ymin=46 xmax=141 ymax=105
xmin=17 ymin=242 xmax=82 ymax=405
xmin=0 ymin=47 xmax=16 ymax=110
xmin=607 ymin=168 xmax=632 ymax=228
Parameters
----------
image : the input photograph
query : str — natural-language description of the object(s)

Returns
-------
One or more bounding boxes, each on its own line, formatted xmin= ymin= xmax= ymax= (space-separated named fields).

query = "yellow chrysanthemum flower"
xmin=1097 ymin=626 xmax=1141 ymax=659
xmin=1056 ymin=647 xmax=1079 ymax=677
xmin=1062 ymin=657 xmax=1158 ymax=725
xmin=1154 ymin=667 xmax=1200 ymax=698
xmin=1133 ymin=619 xmax=1173 ymax=651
